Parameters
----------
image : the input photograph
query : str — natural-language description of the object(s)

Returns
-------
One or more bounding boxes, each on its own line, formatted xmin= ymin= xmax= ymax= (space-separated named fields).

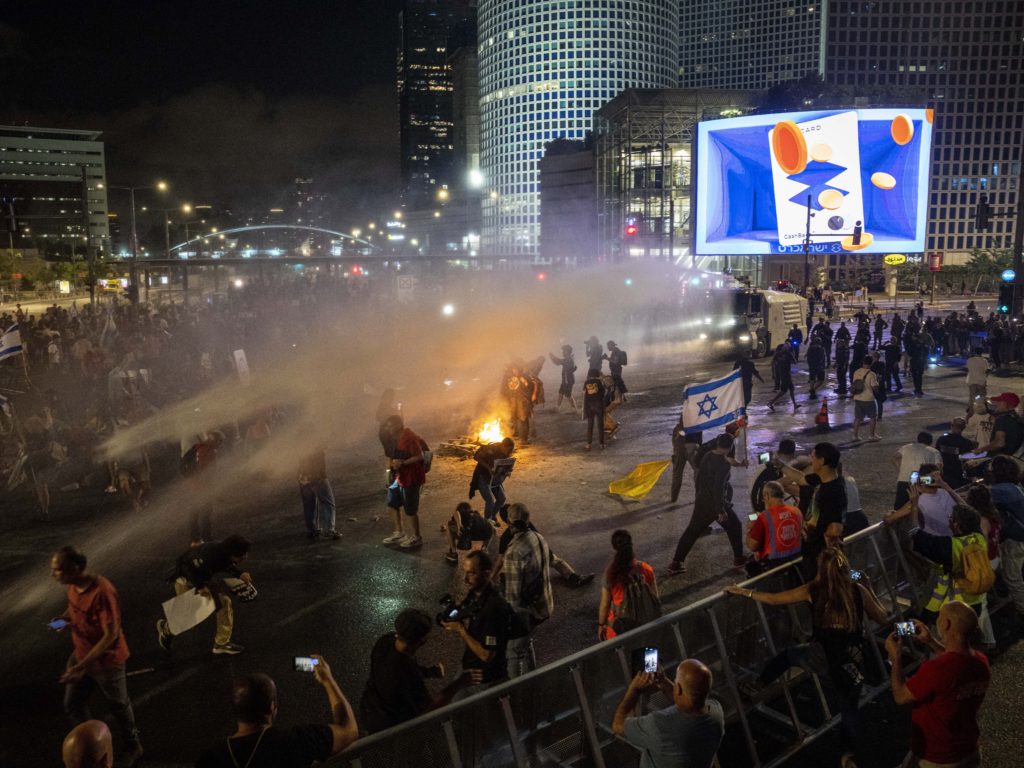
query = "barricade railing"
xmin=332 ymin=522 xmax=930 ymax=768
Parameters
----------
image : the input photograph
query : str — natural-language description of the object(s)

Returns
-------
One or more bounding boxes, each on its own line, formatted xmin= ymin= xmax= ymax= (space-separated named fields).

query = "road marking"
xmin=276 ymin=591 xmax=347 ymax=627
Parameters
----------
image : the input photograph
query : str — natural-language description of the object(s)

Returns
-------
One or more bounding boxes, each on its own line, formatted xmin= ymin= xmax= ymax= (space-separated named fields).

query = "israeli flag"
xmin=681 ymin=369 xmax=745 ymax=435
xmin=0 ymin=324 xmax=22 ymax=362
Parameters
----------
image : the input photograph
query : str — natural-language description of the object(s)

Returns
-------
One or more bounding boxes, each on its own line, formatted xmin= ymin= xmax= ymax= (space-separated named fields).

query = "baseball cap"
xmin=506 ymin=502 xmax=530 ymax=524
xmin=991 ymin=392 xmax=1020 ymax=408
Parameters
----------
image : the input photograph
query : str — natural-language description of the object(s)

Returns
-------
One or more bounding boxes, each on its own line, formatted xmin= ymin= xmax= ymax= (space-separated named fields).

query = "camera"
xmin=895 ymin=621 xmax=916 ymax=638
xmin=436 ymin=594 xmax=476 ymax=626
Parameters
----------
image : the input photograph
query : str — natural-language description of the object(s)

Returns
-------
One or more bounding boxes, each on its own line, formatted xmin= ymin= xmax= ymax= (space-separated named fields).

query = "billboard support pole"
xmin=1013 ymin=144 xmax=1024 ymax=317
xmin=803 ymin=194 xmax=813 ymax=293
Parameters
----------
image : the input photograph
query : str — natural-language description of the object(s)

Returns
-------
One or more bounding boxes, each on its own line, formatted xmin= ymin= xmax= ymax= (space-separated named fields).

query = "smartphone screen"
xmin=48 ymin=618 xmax=69 ymax=631
xmin=849 ymin=569 xmax=863 ymax=582
xmin=909 ymin=471 xmax=920 ymax=485
xmin=758 ymin=451 xmax=771 ymax=464
xmin=895 ymin=621 xmax=916 ymax=638
xmin=293 ymin=656 xmax=319 ymax=672
xmin=748 ymin=513 xmax=760 ymax=522
xmin=920 ymin=476 xmax=934 ymax=486
xmin=643 ymin=647 xmax=659 ymax=673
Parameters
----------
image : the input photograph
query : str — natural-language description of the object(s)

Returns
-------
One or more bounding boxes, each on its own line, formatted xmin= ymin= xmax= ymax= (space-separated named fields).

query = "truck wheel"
xmin=754 ymin=337 xmax=769 ymax=358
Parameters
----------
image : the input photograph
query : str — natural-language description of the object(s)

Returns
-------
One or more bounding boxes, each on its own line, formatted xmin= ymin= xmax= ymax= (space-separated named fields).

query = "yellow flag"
xmin=608 ymin=459 xmax=673 ymax=500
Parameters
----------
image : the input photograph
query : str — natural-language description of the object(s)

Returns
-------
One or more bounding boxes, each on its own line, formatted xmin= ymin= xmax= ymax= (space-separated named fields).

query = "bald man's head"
xmin=938 ymin=600 xmax=979 ymax=642
xmin=62 ymin=720 xmax=112 ymax=768
xmin=674 ymin=659 xmax=713 ymax=710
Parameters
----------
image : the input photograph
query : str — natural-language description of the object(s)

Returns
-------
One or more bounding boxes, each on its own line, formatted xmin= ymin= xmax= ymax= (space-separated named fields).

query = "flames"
xmin=478 ymin=418 xmax=504 ymax=444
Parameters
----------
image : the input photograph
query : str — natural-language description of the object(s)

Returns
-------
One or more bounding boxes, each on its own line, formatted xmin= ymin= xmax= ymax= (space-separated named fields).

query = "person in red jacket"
xmin=886 ymin=601 xmax=990 ymax=768
xmin=380 ymin=415 xmax=426 ymax=549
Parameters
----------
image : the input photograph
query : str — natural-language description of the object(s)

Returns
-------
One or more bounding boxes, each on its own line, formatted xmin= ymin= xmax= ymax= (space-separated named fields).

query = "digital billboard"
xmin=695 ymin=108 xmax=933 ymax=255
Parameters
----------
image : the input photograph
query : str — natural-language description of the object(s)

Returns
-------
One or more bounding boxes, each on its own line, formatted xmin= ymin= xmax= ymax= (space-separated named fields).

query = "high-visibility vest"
xmin=760 ymin=504 xmax=803 ymax=561
xmin=923 ymin=532 xmax=988 ymax=614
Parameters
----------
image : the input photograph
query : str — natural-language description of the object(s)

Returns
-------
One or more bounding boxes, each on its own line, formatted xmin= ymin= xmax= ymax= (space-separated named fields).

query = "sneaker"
xmin=212 ymin=642 xmax=244 ymax=655
xmin=323 ymin=529 xmax=341 ymax=540
xmin=584 ymin=443 xmax=591 ymax=451
xmin=566 ymin=573 xmax=595 ymax=588
xmin=382 ymin=531 xmax=404 ymax=544
xmin=665 ymin=562 xmax=687 ymax=577
xmin=868 ymin=435 xmax=882 ymax=442
xmin=156 ymin=619 xmax=173 ymax=652
xmin=852 ymin=436 xmax=862 ymax=443
xmin=444 ymin=550 xmax=458 ymax=564
xmin=104 ymin=485 xmax=118 ymax=494
xmin=399 ymin=535 xmax=423 ymax=549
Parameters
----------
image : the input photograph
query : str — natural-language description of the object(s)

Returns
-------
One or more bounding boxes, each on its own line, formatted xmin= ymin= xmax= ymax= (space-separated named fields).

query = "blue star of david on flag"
xmin=681 ymin=369 xmax=746 ymax=435
xmin=697 ymin=394 xmax=718 ymax=418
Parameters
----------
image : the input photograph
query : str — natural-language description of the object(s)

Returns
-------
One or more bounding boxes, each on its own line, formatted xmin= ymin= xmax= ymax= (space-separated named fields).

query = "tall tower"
xmin=677 ymin=0 xmax=826 ymax=90
xmin=478 ymin=0 xmax=678 ymax=257
xmin=825 ymin=0 xmax=1024 ymax=265
xmin=397 ymin=1 xmax=476 ymax=210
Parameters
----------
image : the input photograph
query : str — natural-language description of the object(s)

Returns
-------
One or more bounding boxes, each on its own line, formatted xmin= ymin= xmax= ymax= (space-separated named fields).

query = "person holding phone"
xmin=885 ymin=464 xmax=965 ymax=536
xmin=611 ymin=658 xmax=724 ymax=768
xmin=195 ymin=657 xmax=357 ymax=767
xmin=726 ymin=547 xmax=890 ymax=768
xmin=50 ymin=546 xmax=143 ymax=767
xmin=884 ymin=602 xmax=990 ymax=768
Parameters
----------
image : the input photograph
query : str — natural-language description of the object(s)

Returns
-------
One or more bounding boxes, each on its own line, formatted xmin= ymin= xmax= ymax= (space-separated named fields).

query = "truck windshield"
xmin=733 ymin=293 xmax=762 ymax=316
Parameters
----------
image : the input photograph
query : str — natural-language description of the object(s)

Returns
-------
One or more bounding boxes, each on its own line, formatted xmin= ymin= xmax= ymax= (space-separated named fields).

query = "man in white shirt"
xmin=965 ymin=349 xmax=988 ymax=405
xmin=851 ymin=356 xmax=881 ymax=441
xmin=893 ymin=432 xmax=942 ymax=508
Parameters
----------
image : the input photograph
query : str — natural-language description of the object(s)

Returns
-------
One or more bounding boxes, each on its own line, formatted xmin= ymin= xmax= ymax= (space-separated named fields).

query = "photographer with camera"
xmin=441 ymin=550 xmax=512 ymax=690
xmin=361 ymin=609 xmax=469 ymax=734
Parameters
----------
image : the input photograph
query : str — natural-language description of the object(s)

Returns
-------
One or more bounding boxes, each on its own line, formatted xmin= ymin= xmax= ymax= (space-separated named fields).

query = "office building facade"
xmin=825 ymin=0 xmax=1024 ymax=265
xmin=0 ymin=125 xmax=109 ymax=254
xmin=478 ymin=0 xmax=678 ymax=257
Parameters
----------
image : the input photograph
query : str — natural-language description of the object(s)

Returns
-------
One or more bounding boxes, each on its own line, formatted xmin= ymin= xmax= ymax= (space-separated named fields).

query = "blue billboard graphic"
xmin=694 ymin=108 xmax=933 ymax=255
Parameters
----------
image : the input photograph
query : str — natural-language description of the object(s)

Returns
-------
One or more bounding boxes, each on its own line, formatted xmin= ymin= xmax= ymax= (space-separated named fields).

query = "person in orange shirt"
xmin=598 ymin=530 xmax=659 ymax=641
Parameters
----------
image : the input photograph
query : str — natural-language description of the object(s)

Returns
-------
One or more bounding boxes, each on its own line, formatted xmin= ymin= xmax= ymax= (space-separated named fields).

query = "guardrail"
xmin=331 ymin=521 xmax=932 ymax=768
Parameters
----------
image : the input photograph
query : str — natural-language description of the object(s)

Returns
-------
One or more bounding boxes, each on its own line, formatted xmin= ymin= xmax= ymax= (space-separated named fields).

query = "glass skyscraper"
xmin=478 ymin=0 xmax=678 ymax=257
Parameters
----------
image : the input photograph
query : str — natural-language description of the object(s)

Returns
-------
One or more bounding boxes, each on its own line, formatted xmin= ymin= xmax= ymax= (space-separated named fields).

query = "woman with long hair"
xmin=597 ymin=529 xmax=658 ymax=641
xmin=726 ymin=546 xmax=890 ymax=768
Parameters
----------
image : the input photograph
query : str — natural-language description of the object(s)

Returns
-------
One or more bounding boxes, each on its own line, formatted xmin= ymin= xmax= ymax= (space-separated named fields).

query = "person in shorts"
xmin=379 ymin=415 xmax=426 ymax=549
xmin=851 ymin=356 xmax=880 ymax=441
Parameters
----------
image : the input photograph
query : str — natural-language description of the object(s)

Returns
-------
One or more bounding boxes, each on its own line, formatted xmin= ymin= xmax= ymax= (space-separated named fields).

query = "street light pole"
xmin=128 ymin=187 xmax=139 ymax=303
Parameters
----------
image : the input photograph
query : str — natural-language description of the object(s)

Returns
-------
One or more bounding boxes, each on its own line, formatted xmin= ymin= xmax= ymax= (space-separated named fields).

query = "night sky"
xmin=1 ymin=1 xmax=405 ymax=221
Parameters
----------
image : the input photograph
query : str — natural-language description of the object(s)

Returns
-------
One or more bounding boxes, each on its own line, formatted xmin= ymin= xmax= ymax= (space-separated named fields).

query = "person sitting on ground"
xmin=726 ymin=547 xmax=890 ymax=768
xmin=612 ymin=658 xmax=724 ymax=768
xmin=444 ymin=502 xmax=494 ymax=565
xmin=885 ymin=601 xmax=990 ymax=768
xmin=62 ymin=720 xmax=112 ymax=768
xmin=598 ymin=529 xmax=659 ymax=640
xmin=360 ymin=609 xmax=469 ymax=734
xmin=196 ymin=659 xmax=357 ymax=768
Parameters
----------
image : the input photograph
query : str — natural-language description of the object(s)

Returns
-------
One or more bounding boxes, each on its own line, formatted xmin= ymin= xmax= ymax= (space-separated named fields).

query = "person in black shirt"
xmin=935 ymin=418 xmax=975 ymax=489
xmin=548 ymin=345 xmax=579 ymax=412
xmin=469 ymin=438 xmax=516 ymax=521
xmin=195 ymin=658 xmax=357 ymax=768
xmin=977 ymin=392 xmax=1023 ymax=457
xmin=781 ymin=442 xmax=846 ymax=579
xmin=670 ymin=418 xmax=702 ymax=503
xmin=732 ymin=352 xmax=764 ymax=406
xmin=582 ymin=369 xmax=606 ymax=450
xmin=361 ymin=609 xmax=467 ymax=734
xmin=445 ymin=502 xmax=495 ymax=564
xmin=666 ymin=434 xmax=748 ymax=576
xmin=443 ymin=550 xmax=511 ymax=686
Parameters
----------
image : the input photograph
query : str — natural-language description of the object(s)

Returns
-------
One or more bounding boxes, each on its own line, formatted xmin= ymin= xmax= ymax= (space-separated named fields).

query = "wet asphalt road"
xmin=2 ymin=321 xmax=1022 ymax=768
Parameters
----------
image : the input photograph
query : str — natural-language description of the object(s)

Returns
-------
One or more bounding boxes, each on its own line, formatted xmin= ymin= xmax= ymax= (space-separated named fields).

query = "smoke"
xmin=0 ymin=261 xmax=691 ymax=621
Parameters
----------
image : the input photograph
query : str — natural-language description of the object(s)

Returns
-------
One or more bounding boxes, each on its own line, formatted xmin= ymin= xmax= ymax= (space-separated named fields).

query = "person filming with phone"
xmin=195 ymin=657 xmax=357 ymax=767
xmin=885 ymin=601 xmax=990 ymax=768
xmin=611 ymin=658 xmax=724 ymax=768
xmin=885 ymin=465 xmax=967 ymax=537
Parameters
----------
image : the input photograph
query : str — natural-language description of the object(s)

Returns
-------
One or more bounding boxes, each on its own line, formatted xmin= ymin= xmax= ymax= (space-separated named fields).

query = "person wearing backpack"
xmin=598 ymin=529 xmax=659 ymax=640
xmin=500 ymin=504 xmax=553 ymax=678
xmin=581 ymin=368 xmax=606 ymax=451
xmin=548 ymin=345 xmax=579 ymax=412
xmin=603 ymin=340 xmax=628 ymax=397
xmin=904 ymin=504 xmax=994 ymax=624
xmin=850 ymin=356 xmax=880 ymax=441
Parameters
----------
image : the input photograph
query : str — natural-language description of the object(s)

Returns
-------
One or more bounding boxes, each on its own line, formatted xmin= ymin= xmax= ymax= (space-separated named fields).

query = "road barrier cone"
xmin=815 ymin=398 xmax=831 ymax=432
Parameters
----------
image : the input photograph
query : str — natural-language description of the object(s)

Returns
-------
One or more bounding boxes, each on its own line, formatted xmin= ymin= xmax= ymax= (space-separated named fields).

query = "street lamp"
xmin=100 ymin=180 xmax=168 ymax=302
xmin=154 ymin=203 xmax=192 ymax=258
xmin=183 ymin=219 xmax=206 ymax=256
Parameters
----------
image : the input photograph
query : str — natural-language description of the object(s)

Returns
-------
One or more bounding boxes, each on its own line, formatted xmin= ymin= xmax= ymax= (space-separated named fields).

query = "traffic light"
xmin=624 ymin=214 xmax=640 ymax=237
xmin=998 ymin=283 xmax=1013 ymax=314
xmin=975 ymin=195 xmax=992 ymax=230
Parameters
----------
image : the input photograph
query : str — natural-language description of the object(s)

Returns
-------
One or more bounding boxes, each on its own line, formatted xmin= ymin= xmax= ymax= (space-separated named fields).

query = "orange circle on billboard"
xmin=841 ymin=232 xmax=874 ymax=251
xmin=871 ymin=172 xmax=897 ymax=190
xmin=891 ymin=114 xmax=914 ymax=145
xmin=772 ymin=121 xmax=808 ymax=175
xmin=818 ymin=189 xmax=844 ymax=210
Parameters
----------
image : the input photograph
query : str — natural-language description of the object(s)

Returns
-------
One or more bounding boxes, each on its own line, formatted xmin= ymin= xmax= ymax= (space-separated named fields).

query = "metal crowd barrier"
xmin=332 ymin=522 xmax=930 ymax=768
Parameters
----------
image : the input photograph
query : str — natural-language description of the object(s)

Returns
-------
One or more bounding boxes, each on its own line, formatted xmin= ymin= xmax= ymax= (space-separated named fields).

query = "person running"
xmin=732 ymin=351 xmax=764 ymax=406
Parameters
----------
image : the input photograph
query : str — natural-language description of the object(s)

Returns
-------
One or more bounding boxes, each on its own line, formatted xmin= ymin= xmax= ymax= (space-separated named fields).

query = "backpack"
xmin=419 ymin=438 xmax=433 ymax=473
xmin=179 ymin=444 xmax=200 ymax=477
xmin=954 ymin=536 xmax=996 ymax=596
xmin=618 ymin=349 xmax=628 ymax=366
xmin=611 ymin=565 xmax=662 ymax=634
